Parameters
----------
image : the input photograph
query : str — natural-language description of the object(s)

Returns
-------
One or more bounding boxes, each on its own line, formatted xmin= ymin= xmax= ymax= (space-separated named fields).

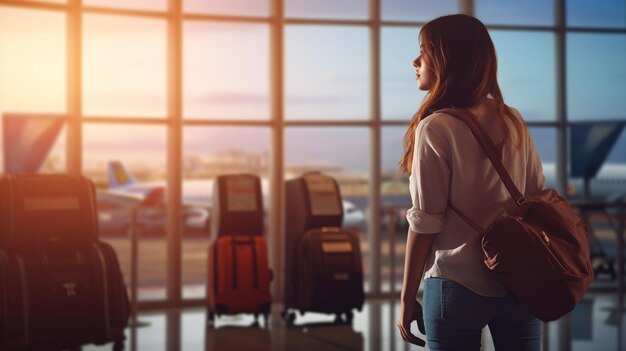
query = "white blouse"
xmin=406 ymin=106 xmax=545 ymax=297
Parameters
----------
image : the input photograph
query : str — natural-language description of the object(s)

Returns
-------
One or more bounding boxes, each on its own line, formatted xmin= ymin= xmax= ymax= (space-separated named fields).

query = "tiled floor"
xmin=81 ymin=291 xmax=626 ymax=351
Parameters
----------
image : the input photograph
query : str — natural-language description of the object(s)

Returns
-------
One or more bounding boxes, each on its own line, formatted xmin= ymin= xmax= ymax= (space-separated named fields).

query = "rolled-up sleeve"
xmin=406 ymin=116 xmax=451 ymax=234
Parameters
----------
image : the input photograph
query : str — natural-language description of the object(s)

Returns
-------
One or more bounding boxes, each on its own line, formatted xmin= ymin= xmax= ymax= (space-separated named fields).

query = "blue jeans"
xmin=423 ymin=278 xmax=541 ymax=351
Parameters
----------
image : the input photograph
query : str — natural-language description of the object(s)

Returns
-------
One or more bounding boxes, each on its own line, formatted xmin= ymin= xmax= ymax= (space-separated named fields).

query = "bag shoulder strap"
xmin=449 ymin=204 xmax=486 ymax=233
xmin=436 ymin=108 xmax=527 ymax=206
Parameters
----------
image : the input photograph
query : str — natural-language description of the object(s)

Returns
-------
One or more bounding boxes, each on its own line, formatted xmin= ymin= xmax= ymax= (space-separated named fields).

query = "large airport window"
xmin=567 ymin=0 xmax=626 ymax=28
xmin=0 ymin=7 xmax=66 ymax=115
xmin=83 ymin=14 xmax=167 ymax=118
xmin=285 ymin=0 xmax=367 ymax=20
xmin=181 ymin=126 xmax=270 ymax=299
xmin=476 ymin=0 xmax=554 ymax=26
xmin=83 ymin=0 xmax=167 ymax=12
xmin=184 ymin=0 xmax=269 ymax=17
xmin=529 ymin=127 xmax=557 ymax=192
xmin=285 ymin=26 xmax=369 ymax=121
xmin=4 ymin=0 xmax=624 ymax=314
xmin=381 ymin=27 xmax=426 ymax=121
xmin=381 ymin=126 xmax=410 ymax=293
xmin=381 ymin=0 xmax=459 ymax=22
xmin=567 ymin=34 xmax=626 ymax=121
xmin=285 ymin=126 xmax=371 ymax=290
xmin=183 ymin=22 xmax=269 ymax=120
xmin=529 ymin=127 xmax=555 ymax=164
xmin=490 ymin=30 xmax=556 ymax=121
xmin=83 ymin=123 xmax=168 ymax=301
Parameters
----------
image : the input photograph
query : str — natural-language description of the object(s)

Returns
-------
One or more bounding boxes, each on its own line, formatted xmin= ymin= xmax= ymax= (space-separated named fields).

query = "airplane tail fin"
xmin=108 ymin=161 xmax=137 ymax=188
xmin=571 ymin=122 xmax=625 ymax=178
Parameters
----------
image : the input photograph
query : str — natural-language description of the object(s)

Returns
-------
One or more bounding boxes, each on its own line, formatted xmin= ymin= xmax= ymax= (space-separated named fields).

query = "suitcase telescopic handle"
xmin=230 ymin=236 xmax=260 ymax=290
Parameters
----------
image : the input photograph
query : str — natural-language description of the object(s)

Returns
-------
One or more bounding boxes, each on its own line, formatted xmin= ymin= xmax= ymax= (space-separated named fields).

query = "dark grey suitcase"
xmin=295 ymin=227 xmax=364 ymax=319
xmin=284 ymin=172 xmax=364 ymax=324
xmin=211 ymin=174 xmax=264 ymax=237
xmin=0 ymin=174 xmax=129 ymax=350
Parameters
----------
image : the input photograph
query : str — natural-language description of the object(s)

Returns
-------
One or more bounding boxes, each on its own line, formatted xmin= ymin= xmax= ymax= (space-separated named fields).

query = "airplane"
xmin=99 ymin=161 xmax=367 ymax=236
xmin=96 ymin=188 xmax=210 ymax=237
xmin=543 ymin=163 xmax=626 ymax=202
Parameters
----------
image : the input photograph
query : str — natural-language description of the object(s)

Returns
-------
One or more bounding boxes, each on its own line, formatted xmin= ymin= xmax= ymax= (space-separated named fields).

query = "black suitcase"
xmin=295 ymin=227 xmax=364 ymax=318
xmin=0 ymin=174 xmax=98 ymax=252
xmin=211 ymin=174 xmax=264 ymax=237
xmin=0 ymin=250 xmax=27 ymax=350
xmin=0 ymin=174 xmax=129 ymax=350
xmin=0 ymin=243 xmax=129 ymax=351
xmin=284 ymin=172 xmax=364 ymax=324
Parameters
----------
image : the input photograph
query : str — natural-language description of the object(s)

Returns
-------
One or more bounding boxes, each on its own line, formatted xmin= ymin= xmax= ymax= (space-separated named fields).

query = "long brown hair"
xmin=400 ymin=14 xmax=524 ymax=174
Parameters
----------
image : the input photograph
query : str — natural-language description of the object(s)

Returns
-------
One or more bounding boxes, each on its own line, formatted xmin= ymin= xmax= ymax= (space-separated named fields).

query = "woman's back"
xmin=407 ymin=100 xmax=546 ymax=296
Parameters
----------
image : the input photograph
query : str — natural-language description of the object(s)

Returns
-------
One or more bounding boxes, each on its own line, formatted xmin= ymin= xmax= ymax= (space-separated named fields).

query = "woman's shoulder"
xmin=420 ymin=111 xmax=468 ymax=135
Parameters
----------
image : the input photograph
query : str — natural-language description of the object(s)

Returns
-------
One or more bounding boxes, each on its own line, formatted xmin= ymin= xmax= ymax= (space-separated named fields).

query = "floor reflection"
xmin=81 ymin=292 xmax=626 ymax=351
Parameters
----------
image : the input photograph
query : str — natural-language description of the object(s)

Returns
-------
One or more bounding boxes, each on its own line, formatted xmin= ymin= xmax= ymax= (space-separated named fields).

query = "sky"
xmin=0 ymin=1 xmax=625 ymax=174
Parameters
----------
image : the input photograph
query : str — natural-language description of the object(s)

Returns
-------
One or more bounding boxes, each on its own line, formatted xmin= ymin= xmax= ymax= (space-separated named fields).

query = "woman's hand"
xmin=397 ymin=298 xmax=425 ymax=347
xmin=398 ymin=230 xmax=433 ymax=347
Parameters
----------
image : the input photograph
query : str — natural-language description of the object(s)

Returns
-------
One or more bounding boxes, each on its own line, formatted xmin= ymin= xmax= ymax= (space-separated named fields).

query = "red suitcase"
xmin=207 ymin=235 xmax=271 ymax=326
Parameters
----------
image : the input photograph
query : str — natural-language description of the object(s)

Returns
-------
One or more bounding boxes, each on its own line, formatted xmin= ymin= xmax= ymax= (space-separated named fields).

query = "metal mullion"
xmin=285 ymin=17 xmax=370 ymax=26
xmin=166 ymin=0 xmax=183 ymax=309
xmin=368 ymin=0 xmax=382 ymax=296
xmin=554 ymin=2 xmax=570 ymax=350
xmin=83 ymin=117 xmax=276 ymax=126
xmin=184 ymin=13 xmax=271 ymax=23
xmin=461 ymin=0 xmax=474 ymax=16
xmin=555 ymin=0 xmax=568 ymax=197
xmin=565 ymin=26 xmax=626 ymax=34
xmin=488 ymin=25 xmax=626 ymax=34
xmin=487 ymin=25 xmax=557 ymax=32
xmin=285 ymin=120 xmax=373 ymax=127
xmin=182 ymin=119 xmax=273 ymax=127
xmin=0 ymin=0 xmax=67 ymax=11
xmin=67 ymin=0 xmax=82 ymax=175
xmin=380 ymin=21 xmax=429 ymax=27
xmin=82 ymin=116 xmax=169 ymax=124
xmin=269 ymin=0 xmax=285 ymax=305
xmin=82 ymin=5 xmax=168 ymax=19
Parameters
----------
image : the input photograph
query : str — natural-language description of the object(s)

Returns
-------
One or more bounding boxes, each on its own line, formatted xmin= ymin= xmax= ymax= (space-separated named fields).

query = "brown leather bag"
xmin=438 ymin=108 xmax=593 ymax=322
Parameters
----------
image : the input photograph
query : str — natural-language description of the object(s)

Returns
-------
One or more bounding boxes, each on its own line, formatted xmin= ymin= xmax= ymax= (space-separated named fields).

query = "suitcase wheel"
xmin=262 ymin=312 xmax=270 ymax=328
xmin=215 ymin=304 xmax=229 ymax=316
xmin=207 ymin=309 xmax=216 ymax=328
xmin=113 ymin=340 xmax=125 ymax=351
xmin=261 ymin=302 xmax=271 ymax=315
xmin=344 ymin=311 xmax=354 ymax=324
xmin=334 ymin=314 xmax=343 ymax=324
xmin=281 ymin=310 xmax=296 ymax=326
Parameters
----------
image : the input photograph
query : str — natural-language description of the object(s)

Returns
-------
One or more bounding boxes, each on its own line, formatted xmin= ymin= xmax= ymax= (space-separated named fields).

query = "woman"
xmin=397 ymin=14 xmax=545 ymax=350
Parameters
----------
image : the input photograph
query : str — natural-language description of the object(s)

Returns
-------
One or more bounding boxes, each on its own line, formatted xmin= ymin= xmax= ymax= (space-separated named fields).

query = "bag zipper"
xmin=16 ymin=256 xmax=29 ymax=342
xmin=539 ymin=230 xmax=572 ymax=274
xmin=93 ymin=243 xmax=111 ymax=337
